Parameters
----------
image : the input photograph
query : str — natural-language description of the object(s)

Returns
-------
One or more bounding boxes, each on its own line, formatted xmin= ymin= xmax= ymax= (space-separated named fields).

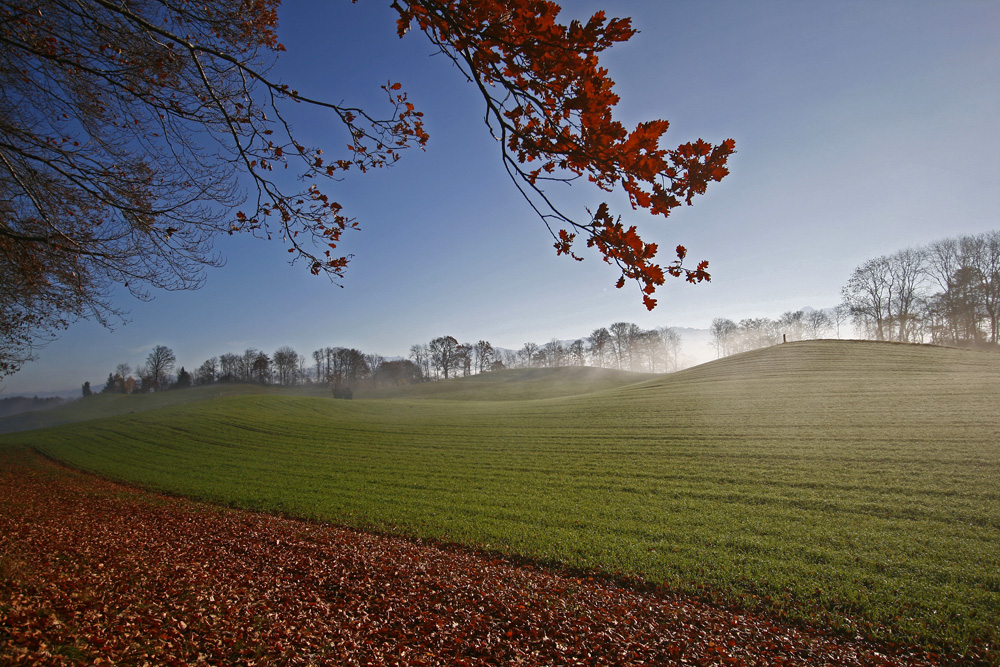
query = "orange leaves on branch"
xmin=394 ymin=0 xmax=734 ymax=308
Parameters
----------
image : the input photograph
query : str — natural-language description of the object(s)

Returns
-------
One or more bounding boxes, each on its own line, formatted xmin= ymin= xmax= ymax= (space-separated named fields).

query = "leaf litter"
xmin=0 ymin=451 xmax=965 ymax=666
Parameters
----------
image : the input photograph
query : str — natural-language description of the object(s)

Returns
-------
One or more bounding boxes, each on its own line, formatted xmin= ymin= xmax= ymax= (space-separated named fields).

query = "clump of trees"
xmin=409 ymin=324 xmax=683 ymax=380
xmin=842 ymin=232 xmax=1000 ymax=346
xmin=708 ymin=309 xmax=840 ymax=358
xmin=88 ymin=320 xmax=691 ymax=394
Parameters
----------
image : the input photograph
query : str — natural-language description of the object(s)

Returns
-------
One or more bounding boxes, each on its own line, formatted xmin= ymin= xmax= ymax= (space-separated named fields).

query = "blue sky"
xmin=4 ymin=0 xmax=999 ymax=395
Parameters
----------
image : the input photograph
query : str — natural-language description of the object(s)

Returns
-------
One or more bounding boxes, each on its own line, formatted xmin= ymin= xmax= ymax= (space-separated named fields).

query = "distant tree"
xmin=238 ymin=348 xmax=260 ymax=383
xmin=145 ymin=345 xmax=176 ymax=391
xmin=252 ymin=352 xmax=271 ymax=384
xmin=218 ymin=353 xmax=240 ymax=383
xmin=113 ymin=363 xmax=131 ymax=393
xmin=804 ymin=310 xmax=832 ymax=339
xmin=195 ymin=357 xmax=219 ymax=386
xmin=81 ymin=381 xmax=92 ymax=397
xmin=609 ymin=321 xmax=640 ymax=370
xmin=272 ymin=346 xmax=299 ymax=386
xmin=736 ymin=317 xmax=779 ymax=352
xmin=541 ymin=339 xmax=566 ymax=368
xmin=832 ymin=303 xmax=850 ymax=339
xmin=311 ymin=349 xmax=325 ymax=384
xmin=778 ymin=310 xmax=805 ymax=342
xmin=409 ymin=344 xmax=430 ymax=381
xmin=843 ymin=249 xmax=926 ymax=343
xmin=473 ymin=340 xmax=495 ymax=374
xmin=174 ymin=367 xmax=192 ymax=389
xmin=657 ymin=327 xmax=682 ymax=372
xmin=519 ymin=341 xmax=539 ymax=368
xmin=101 ymin=372 xmax=117 ymax=394
xmin=709 ymin=318 xmax=737 ymax=358
xmin=430 ymin=336 xmax=462 ymax=379
xmin=374 ymin=359 xmax=422 ymax=387
xmin=631 ymin=329 xmax=661 ymax=372
xmin=567 ymin=339 xmax=587 ymax=366
xmin=886 ymin=248 xmax=927 ymax=343
xmin=843 ymin=256 xmax=892 ymax=341
xmin=962 ymin=232 xmax=1000 ymax=343
xmin=365 ymin=354 xmax=385 ymax=386
xmin=136 ymin=368 xmax=154 ymax=393
xmin=587 ymin=328 xmax=613 ymax=368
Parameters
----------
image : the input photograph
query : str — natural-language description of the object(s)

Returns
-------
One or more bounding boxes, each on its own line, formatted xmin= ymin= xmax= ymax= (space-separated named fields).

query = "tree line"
xmin=704 ymin=230 xmax=1000 ymax=360
xmin=408 ymin=325 xmax=682 ymax=381
xmin=708 ymin=309 xmax=848 ymax=358
xmin=841 ymin=232 xmax=1000 ymax=346
xmin=88 ymin=321 xmax=687 ymax=396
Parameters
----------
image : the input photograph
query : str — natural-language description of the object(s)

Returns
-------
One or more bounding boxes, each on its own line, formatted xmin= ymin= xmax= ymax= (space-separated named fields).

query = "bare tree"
xmin=709 ymin=318 xmax=737 ymax=358
xmin=964 ymin=232 xmax=1000 ymax=343
xmin=804 ymin=310 xmax=832 ymax=339
xmin=409 ymin=344 xmax=430 ymax=382
xmin=195 ymin=357 xmax=218 ymax=386
xmin=252 ymin=351 xmax=271 ymax=384
xmin=886 ymin=247 xmax=927 ymax=343
xmin=145 ymin=345 xmax=175 ymax=391
xmin=365 ymin=354 xmax=385 ymax=385
xmin=587 ymin=328 xmax=612 ymax=368
xmin=430 ymin=336 xmax=461 ymax=379
xmin=239 ymin=348 xmax=260 ymax=383
xmin=218 ymin=353 xmax=240 ymax=383
xmin=778 ymin=311 xmax=805 ymax=342
xmin=567 ymin=339 xmax=587 ymax=366
xmin=832 ymin=303 xmax=851 ymax=339
xmin=843 ymin=256 xmax=893 ymax=341
xmin=272 ymin=346 xmax=299 ymax=386
xmin=473 ymin=340 xmax=495 ymax=374
xmin=657 ymin=327 xmax=682 ymax=372
xmin=609 ymin=321 xmax=640 ymax=370
xmin=519 ymin=341 xmax=539 ymax=368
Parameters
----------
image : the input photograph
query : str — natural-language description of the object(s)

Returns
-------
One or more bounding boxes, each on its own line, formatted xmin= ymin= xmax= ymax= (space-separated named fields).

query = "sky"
xmin=4 ymin=0 xmax=999 ymax=396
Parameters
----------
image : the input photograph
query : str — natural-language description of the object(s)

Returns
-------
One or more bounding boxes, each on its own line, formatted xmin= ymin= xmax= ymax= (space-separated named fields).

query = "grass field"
xmin=2 ymin=340 xmax=998 ymax=661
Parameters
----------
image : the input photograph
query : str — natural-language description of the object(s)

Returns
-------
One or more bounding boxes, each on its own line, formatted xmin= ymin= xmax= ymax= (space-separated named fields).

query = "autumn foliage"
xmin=394 ymin=0 xmax=734 ymax=309
xmin=0 ymin=0 xmax=732 ymax=375
xmin=0 ymin=449 xmax=952 ymax=666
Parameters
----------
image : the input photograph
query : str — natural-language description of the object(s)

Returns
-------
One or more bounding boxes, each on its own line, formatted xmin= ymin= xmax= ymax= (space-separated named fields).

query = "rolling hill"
xmin=2 ymin=339 xmax=998 ymax=659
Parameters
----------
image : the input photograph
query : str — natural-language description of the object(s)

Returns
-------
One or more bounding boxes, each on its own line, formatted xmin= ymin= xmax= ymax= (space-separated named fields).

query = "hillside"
xmin=2 ymin=339 xmax=998 ymax=659
xmin=358 ymin=365 xmax=658 ymax=401
xmin=0 ymin=383 xmax=331 ymax=435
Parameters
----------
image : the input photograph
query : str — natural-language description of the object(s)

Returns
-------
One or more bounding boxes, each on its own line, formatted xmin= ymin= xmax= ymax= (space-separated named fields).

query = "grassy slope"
xmin=357 ymin=365 xmax=658 ymax=401
xmin=3 ymin=340 xmax=998 ymax=659
xmin=0 ymin=383 xmax=335 ymax=434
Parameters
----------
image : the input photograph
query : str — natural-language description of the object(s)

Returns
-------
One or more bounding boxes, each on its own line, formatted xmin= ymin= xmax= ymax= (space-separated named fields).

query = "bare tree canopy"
xmin=0 ymin=0 xmax=734 ymax=376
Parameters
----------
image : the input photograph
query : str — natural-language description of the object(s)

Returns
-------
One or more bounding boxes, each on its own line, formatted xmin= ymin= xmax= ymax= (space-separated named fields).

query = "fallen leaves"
xmin=0 ymin=449 xmax=959 ymax=666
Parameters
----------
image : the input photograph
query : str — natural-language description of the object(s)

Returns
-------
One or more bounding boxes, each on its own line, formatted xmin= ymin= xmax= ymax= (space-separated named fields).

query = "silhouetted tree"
xmin=195 ymin=357 xmax=218 ymax=386
xmin=587 ymin=328 xmax=612 ymax=367
xmin=710 ymin=318 xmax=737 ymax=358
xmin=374 ymin=360 xmax=421 ymax=387
xmin=81 ymin=381 xmax=92 ymax=397
xmin=174 ymin=367 xmax=192 ymax=389
xmin=145 ymin=345 xmax=176 ymax=391
xmin=272 ymin=346 xmax=299 ymax=386
xmin=218 ymin=353 xmax=240 ymax=383
xmin=473 ymin=340 xmax=495 ymax=374
xmin=430 ymin=336 xmax=462 ymax=379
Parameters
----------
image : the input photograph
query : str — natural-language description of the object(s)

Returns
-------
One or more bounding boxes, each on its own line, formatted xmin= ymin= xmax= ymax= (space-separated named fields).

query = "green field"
xmin=2 ymin=340 xmax=998 ymax=660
